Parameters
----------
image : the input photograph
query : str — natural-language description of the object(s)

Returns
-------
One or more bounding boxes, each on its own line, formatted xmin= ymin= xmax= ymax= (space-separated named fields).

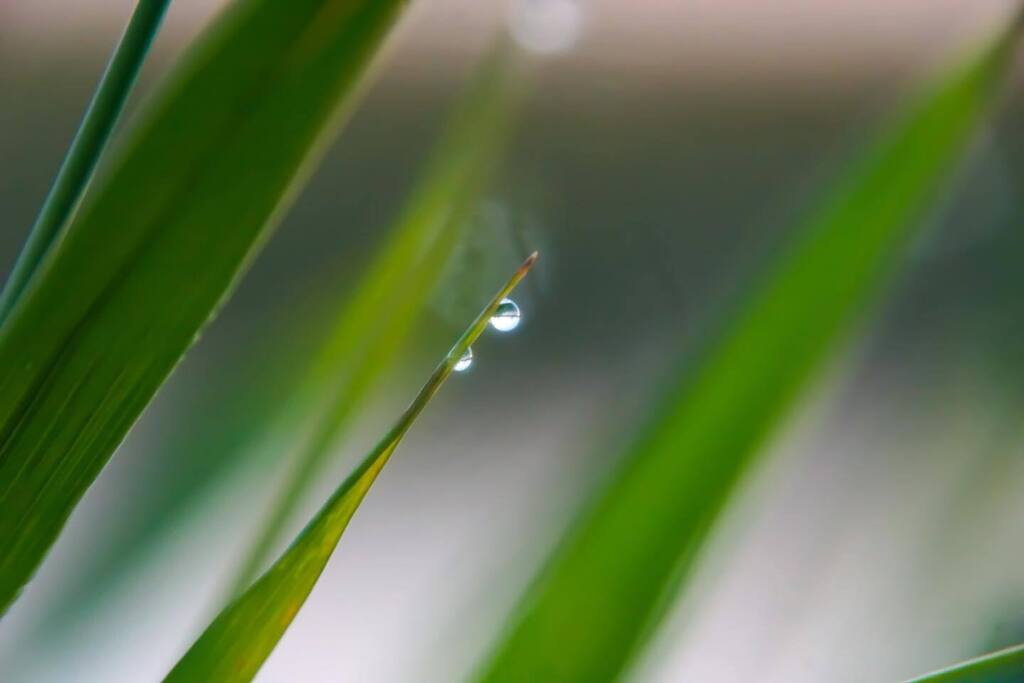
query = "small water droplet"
xmin=489 ymin=298 xmax=521 ymax=332
xmin=453 ymin=347 xmax=474 ymax=372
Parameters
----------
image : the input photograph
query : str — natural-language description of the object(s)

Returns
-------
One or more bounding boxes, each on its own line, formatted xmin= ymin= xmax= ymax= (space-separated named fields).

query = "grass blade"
xmin=0 ymin=0 xmax=172 ymax=322
xmin=901 ymin=644 xmax=1024 ymax=682
xmin=476 ymin=13 xmax=1023 ymax=683
xmin=164 ymin=253 xmax=537 ymax=683
xmin=0 ymin=0 xmax=407 ymax=613
xmin=224 ymin=46 xmax=524 ymax=597
xmin=25 ymin=46 xmax=524 ymax=638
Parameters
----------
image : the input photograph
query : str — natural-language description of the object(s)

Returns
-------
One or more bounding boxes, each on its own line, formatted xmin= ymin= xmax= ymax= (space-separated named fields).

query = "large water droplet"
xmin=453 ymin=347 xmax=474 ymax=372
xmin=489 ymin=298 xmax=521 ymax=332
xmin=507 ymin=0 xmax=584 ymax=56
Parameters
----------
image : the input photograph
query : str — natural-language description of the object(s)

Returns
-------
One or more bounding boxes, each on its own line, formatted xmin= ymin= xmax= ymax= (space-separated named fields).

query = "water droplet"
xmin=507 ymin=0 xmax=584 ymax=56
xmin=489 ymin=298 xmax=521 ymax=332
xmin=453 ymin=347 xmax=474 ymax=372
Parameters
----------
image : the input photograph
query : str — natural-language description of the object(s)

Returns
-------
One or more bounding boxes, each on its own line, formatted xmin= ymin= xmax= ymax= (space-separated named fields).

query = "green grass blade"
xmin=25 ymin=46 xmax=523 ymax=636
xmin=476 ymin=14 xmax=1023 ymax=683
xmin=0 ymin=0 xmax=172 ymax=323
xmin=0 ymin=0 xmax=407 ymax=613
xmin=23 ymin=295 xmax=332 ymax=635
xmin=901 ymin=644 xmax=1024 ymax=682
xmin=224 ymin=46 xmax=523 ymax=597
xmin=164 ymin=253 xmax=537 ymax=683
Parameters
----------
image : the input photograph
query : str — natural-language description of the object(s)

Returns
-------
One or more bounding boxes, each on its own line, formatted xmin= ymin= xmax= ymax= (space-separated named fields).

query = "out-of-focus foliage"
xmin=902 ymin=643 xmax=1024 ymax=682
xmin=475 ymin=12 xmax=1024 ymax=683
xmin=226 ymin=48 xmax=525 ymax=596
xmin=0 ymin=0 xmax=406 ymax=612
xmin=36 ymin=45 xmax=524 ymax=631
xmin=0 ymin=0 xmax=170 ymax=321
xmin=164 ymin=254 xmax=536 ymax=683
xmin=1 ymin=1 xmax=1022 ymax=681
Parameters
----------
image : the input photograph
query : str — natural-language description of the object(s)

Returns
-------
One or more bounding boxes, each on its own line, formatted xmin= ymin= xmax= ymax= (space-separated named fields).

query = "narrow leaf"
xmin=901 ymin=643 xmax=1024 ymax=683
xmin=225 ymin=45 xmax=524 ymax=597
xmin=0 ymin=0 xmax=172 ymax=322
xmin=476 ymin=13 xmax=1023 ymax=683
xmin=0 ymin=0 xmax=407 ymax=612
xmin=30 ymin=46 xmax=524 ymax=636
xmin=164 ymin=253 xmax=537 ymax=683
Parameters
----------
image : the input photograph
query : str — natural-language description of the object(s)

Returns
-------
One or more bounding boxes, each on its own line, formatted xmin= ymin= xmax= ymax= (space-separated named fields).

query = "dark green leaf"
xmin=901 ymin=643 xmax=1024 ymax=682
xmin=0 ymin=0 xmax=172 ymax=322
xmin=0 ymin=0 xmax=407 ymax=613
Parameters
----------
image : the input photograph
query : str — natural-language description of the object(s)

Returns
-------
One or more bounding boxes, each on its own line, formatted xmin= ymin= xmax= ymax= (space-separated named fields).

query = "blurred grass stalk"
xmin=223 ymin=43 xmax=527 ymax=598
xmin=164 ymin=254 xmax=538 ymax=683
xmin=29 ymin=40 xmax=528 ymax=638
xmin=0 ymin=0 xmax=171 ymax=322
xmin=903 ymin=643 xmax=1024 ymax=682
xmin=475 ymin=9 xmax=1024 ymax=683
xmin=0 ymin=0 xmax=407 ymax=613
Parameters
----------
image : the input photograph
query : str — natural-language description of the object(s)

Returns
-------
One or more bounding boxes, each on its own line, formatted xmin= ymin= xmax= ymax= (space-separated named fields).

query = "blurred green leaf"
xmin=29 ymin=46 xmax=523 ymax=634
xmin=0 ymin=0 xmax=171 ymax=322
xmin=0 ymin=0 xmax=406 ymax=612
xmin=226 ymin=47 xmax=524 ymax=596
xmin=164 ymin=253 xmax=537 ymax=683
xmin=902 ymin=643 xmax=1024 ymax=682
xmin=476 ymin=14 xmax=1023 ymax=683
xmin=27 ymin=294 xmax=331 ymax=633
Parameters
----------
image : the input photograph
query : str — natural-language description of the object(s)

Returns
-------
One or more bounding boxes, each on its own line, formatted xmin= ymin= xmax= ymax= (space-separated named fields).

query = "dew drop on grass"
xmin=454 ymin=347 xmax=474 ymax=372
xmin=489 ymin=298 xmax=521 ymax=332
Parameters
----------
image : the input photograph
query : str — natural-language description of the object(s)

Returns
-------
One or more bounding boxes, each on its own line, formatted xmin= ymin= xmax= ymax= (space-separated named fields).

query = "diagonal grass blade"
xmin=164 ymin=253 xmax=537 ymax=683
xmin=0 ymin=0 xmax=172 ymax=322
xmin=475 ymin=11 xmax=1023 ymax=683
xmin=0 ymin=0 xmax=408 ymax=613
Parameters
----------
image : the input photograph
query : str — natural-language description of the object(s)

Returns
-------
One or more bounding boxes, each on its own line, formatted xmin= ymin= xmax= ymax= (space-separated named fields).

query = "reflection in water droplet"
xmin=489 ymin=298 xmax=521 ymax=332
xmin=453 ymin=347 xmax=474 ymax=372
xmin=507 ymin=0 xmax=584 ymax=56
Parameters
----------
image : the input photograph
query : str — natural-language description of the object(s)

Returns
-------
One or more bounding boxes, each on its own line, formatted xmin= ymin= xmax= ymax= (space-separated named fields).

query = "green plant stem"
xmin=902 ymin=644 xmax=1024 ymax=682
xmin=0 ymin=0 xmax=171 ymax=323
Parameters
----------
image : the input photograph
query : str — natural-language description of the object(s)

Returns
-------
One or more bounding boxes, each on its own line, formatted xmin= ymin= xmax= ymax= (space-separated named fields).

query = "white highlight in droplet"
xmin=507 ymin=0 xmax=584 ymax=56
xmin=489 ymin=298 xmax=521 ymax=332
xmin=453 ymin=347 xmax=474 ymax=372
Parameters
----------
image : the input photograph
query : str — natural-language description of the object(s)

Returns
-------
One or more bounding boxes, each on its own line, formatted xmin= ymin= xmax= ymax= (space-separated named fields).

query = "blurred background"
xmin=2 ymin=0 xmax=1024 ymax=681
